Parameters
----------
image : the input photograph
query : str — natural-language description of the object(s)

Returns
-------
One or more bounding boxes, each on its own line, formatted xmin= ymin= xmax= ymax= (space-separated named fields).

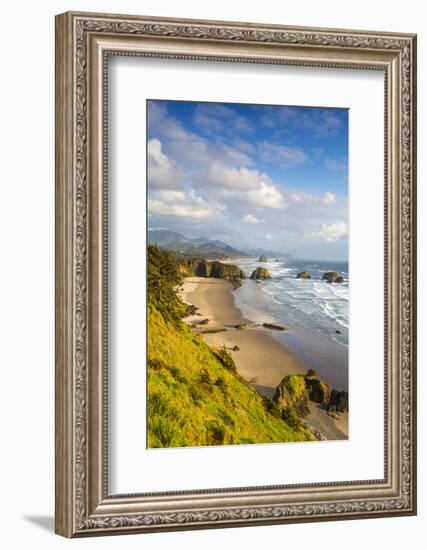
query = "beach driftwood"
xmin=262 ymin=323 xmax=287 ymax=331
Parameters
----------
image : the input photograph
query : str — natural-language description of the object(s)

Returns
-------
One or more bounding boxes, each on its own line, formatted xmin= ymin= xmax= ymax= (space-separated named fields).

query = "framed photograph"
xmin=55 ymin=11 xmax=417 ymax=537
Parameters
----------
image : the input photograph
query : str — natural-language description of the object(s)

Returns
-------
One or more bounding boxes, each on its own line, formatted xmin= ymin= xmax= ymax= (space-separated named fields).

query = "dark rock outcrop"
xmin=185 ymin=258 xmax=245 ymax=281
xmin=296 ymin=271 xmax=311 ymax=279
xmin=304 ymin=372 xmax=331 ymax=405
xmin=273 ymin=371 xmax=336 ymax=419
xmin=209 ymin=261 xmax=245 ymax=281
xmin=322 ymin=271 xmax=344 ymax=283
xmin=250 ymin=267 xmax=271 ymax=280
xmin=328 ymin=390 xmax=349 ymax=413
xmin=195 ymin=259 xmax=210 ymax=277
xmin=182 ymin=304 xmax=199 ymax=317
xmin=258 ymin=255 xmax=268 ymax=262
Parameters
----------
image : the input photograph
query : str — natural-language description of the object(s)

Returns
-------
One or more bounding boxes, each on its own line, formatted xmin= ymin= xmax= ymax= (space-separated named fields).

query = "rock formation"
xmin=296 ymin=271 xmax=311 ymax=279
xmin=186 ymin=258 xmax=245 ymax=281
xmin=250 ymin=267 xmax=271 ymax=280
xmin=273 ymin=370 xmax=347 ymax=422
xmin=258 ymin=255 xmax=268 ymax=262
xmin=327 ymin=389 xmax=349 ymax=413
xmin=322 ymin=271 xmax=344 ymax=283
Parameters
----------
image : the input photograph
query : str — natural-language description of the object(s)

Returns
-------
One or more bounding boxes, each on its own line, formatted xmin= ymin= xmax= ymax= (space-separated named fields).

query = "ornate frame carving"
xmin=55 ymin=11 xmax=417 ymax=537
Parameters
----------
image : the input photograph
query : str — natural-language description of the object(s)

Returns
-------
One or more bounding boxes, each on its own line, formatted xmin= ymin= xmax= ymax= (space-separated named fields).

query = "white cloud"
xmin=204 ymin=164 xmax=270 ymax=191
xmin=147 ymin=139 xmax=183 ymax=189
xmin=148 ymin=190 xmax=225 ymax=219
xmin=148 ymin=103 xmax=252 ymax=169
xmin=243 ymin=214 xmax=259 ymax=224
xmin=309 ymin=221 xmax=347 ymax=242
xmin=247 ymin=181 xmax=287 ymax=209
xmin=201 ymin=164 xmax=287 ymax=209
xmin=258 ymin=142 xmax=308 ymax=168
xmin=320 ymin=192 xmax=337 ymax=205
xmin=289 ymin=192 xmax=304 ymax=203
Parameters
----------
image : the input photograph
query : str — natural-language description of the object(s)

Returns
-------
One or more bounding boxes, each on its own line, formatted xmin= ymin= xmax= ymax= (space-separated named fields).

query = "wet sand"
xmin=179 ymin=277 xmax=348 ymax=440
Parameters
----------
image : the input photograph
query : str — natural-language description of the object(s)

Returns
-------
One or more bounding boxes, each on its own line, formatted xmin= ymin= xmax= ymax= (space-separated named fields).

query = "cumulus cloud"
xmin=148 ymin=101 xmax=252 ymax=169
xmin=247 ymin=181 xmax=287 ymax=209
xmin=148 ymin=190 xmax=226 ymax=219
xmin=204 ymin=164 xmax=271 ymax=190
xmin=147 ymin=139 xmax=183 ymax=189
xmin=309 ymin=221 xmax=347 ymax=242
xmin=199 ymin=164 xmax=287 ymax=209
xmin=320 ymin=192 xmax=337 ymax=205
xmin=243 ymin=214 xmax=260 ymax=224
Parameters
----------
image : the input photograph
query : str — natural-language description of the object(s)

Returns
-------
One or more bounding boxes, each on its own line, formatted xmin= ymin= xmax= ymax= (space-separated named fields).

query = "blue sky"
xmin=147 ymin=99 xmax=348 ymax=260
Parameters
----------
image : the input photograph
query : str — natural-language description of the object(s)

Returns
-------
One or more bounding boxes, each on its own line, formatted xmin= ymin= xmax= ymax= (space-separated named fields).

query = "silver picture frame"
xmin=55 ymin=11 xmax=417 ymax=537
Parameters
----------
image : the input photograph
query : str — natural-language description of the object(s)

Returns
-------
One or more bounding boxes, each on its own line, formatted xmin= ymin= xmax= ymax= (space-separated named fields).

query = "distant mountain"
xmin=148 ymin=229 xmax=250 ymax=260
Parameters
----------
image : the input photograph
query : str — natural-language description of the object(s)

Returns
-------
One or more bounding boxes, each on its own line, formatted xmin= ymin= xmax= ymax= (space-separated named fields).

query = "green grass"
xmin=147 ymin=305 xmax=314 ymax=448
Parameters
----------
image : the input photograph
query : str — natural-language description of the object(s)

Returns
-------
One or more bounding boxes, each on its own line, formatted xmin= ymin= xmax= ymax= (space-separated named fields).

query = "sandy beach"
xmin=179 ymin=277 xmax=348 ymax=440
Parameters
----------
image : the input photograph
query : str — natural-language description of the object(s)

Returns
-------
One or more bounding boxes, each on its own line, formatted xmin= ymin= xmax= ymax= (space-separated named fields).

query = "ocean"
xmin=232 ymin=257 xmax=349 ymax=392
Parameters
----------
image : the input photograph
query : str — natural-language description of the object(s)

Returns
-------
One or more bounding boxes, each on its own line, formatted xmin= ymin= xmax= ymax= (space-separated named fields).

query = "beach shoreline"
xmin=179 ymin=276 xmax=348 ymax=440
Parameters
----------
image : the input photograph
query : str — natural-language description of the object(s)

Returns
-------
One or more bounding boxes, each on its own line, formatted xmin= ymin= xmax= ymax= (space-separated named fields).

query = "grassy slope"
xmin=147 ymin=305 xmax=314 ymax=448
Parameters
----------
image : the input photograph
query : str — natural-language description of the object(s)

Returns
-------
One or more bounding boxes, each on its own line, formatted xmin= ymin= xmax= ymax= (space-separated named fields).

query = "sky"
xmin=147 ymin=99 xmax=348 ymax=260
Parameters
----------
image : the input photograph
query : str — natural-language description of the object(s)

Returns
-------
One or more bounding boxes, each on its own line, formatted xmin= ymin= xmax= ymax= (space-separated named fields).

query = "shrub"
xmin=213 ymin=345 xmax=237 ymax=372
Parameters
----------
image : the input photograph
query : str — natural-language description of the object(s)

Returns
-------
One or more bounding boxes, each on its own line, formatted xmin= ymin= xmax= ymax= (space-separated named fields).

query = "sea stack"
xmin=250 ymin=267 xmax=271 ymax=280
xmin=322 ymin=271 xmax=344 ymax=283
xmin=258 ymin=255 xmax=268 ymax=262
xmin=296 ymin=271 xmax=311 ymax=279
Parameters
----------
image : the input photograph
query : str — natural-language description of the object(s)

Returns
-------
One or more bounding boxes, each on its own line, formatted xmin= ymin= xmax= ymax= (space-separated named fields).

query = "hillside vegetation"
xmin=147 ymin=245 xmax=314 ymax=448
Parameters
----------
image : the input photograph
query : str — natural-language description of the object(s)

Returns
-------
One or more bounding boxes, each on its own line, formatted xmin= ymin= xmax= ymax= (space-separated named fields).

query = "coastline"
xmin=179 ymin=276 xmax=348 ymax=440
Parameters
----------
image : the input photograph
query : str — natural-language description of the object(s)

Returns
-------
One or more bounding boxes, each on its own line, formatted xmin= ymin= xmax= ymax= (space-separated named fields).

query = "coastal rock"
xmin=273 ymin=374 xmax=310 ymax=418
xmin=250 ymin=267 xmax=271 ymax=280
xmin=209 ymin=261 xmax=245 ymax=281
xmin=322 ymin=271 xmax=344 ymax=283
xmin=328 ymin=389 xmax=349 ymax=413
xmin=274 ymin=371 xmax=336 ymax=420
xmin=296 ymin=271 xmax=311 ymax=279
xmin=232 ymin=345 xmax=240 ymax=351
xmin=304 ymin=372 xmax=331 ymax=405
xmin=186 ymin=258 xmax=245 ymax=281
xmin=263 ymin=322 xmax=287 ymax=331
xmin=258 ymin=255 xmax=268 ymax=262
xmin=183 ymin=304 xmax=199 ymax=317
xmin=235 ymin=323 xmax=248 ymax=330
xmin=194 ymin=259 xmax=210 ymax=277
xmin=199 ymin=318 xmax=209 ymax=325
